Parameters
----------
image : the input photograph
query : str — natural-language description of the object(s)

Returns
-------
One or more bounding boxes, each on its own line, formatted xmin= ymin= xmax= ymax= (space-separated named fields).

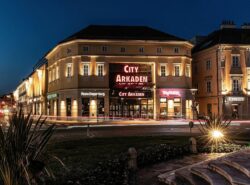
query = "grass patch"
xmin=47 ymin=135 xmax=189 ymax=172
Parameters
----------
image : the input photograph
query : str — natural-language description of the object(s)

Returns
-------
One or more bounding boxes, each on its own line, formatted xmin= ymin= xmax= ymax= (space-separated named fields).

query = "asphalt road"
xmin=50 ymin=122 xmax=250 ymax=141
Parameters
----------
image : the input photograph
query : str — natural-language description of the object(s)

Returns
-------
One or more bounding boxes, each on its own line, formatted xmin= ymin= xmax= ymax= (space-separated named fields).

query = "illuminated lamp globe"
xmin=210 ymin=130 xmax=224 ymax=140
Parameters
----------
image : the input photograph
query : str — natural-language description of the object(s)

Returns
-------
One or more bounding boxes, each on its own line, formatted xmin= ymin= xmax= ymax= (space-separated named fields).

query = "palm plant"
xmin=197 ymin=114 xmax=232 ymax=152
xmin=0 ymin=110 xmax=55 ymax=185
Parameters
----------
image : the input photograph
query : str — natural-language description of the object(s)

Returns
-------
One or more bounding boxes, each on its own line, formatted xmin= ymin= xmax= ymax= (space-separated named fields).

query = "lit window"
xmin=160 ymin=64 xmax=167 ymax=77
xmin=186 ymin=64 xmax=191 ymax=77
xmin=248 ymin=79 xmax=250 ymax=90
xmin=139 ymin=47 xmax=144 ymax=53
xmin=174 ymin=47 xmax=179 ymax=53
xmin=206 ymin=60 xmax=211 ymax=70
xmin=157 ymin=47 xmax=162 ymax=53
xmin=206 ymin=81 xmax=211 ymax=93
xmin=83 ymin=46 xmax=89 ymax=52
xmin=66 ymin=63 xmax=73 ymax=77
xmin=56 ymin=66 xmax=59 ymax=79
xmin=174 ymin=65 xmax=180 ymax=77
xmin=102 ymin=46 xmax=108 ymax=52
xmin=120 ymin=47 xmax=126 ymax=52
xmin=232 ymin=55 xmax=240 ymax=67
xmin=82 ymin=63 xmax=89 ymax=76
xmin=97 ymin=64 xmax=104 ymax=76
xmin=232 ymin=79 xmax=240 ymax=92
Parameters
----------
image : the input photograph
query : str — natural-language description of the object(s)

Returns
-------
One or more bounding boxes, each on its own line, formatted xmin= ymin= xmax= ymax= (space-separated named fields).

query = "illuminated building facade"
xmin=192 ymin=21 xmax=250 ymax=119
xmin=15 ymin=25 xmax=194 ymax=119
xmin=14 ymin=60 xmax=47 ymax=115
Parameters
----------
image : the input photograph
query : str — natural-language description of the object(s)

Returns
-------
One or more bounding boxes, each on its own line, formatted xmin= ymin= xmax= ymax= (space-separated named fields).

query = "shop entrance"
xmin=109 ymin=98 xmax=153 ymax=118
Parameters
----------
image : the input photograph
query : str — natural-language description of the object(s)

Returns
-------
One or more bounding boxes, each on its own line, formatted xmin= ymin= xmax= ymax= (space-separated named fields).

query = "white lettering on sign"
xmin=161 ymin=90 xmax=181 ymax=97
xmin=116 ymin=75 xmax=148 ymax=83
xmin=81 ymin=92 xmax=105 ymax=97
xmin=118 ymin=91 xmax=145 ymax=97
xmin=228 ymin=97 xmax=245 ymax=102
xmin=124 ymin=65 xmax=139 ymax=73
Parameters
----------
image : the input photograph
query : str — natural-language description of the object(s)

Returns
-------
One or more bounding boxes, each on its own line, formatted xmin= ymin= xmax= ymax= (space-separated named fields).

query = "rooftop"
xmin=193 ymin=28 xmax=250 ymax=53
xmin=59 ymin=25 xmax=187 ymax=43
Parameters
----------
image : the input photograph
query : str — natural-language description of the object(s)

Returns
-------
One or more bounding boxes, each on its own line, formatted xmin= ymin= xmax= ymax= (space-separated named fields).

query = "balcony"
xmin=229 ymin=67 xmax=243 ymax=75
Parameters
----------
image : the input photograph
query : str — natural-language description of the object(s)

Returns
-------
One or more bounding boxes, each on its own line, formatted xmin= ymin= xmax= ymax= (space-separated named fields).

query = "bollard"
xmin=189 ymin=137 xmax=197 ymax=154
xmin=127 ymin=147 xmax=137 ymax=185
xmin=189 ymin=121 xmax=194 ymax=133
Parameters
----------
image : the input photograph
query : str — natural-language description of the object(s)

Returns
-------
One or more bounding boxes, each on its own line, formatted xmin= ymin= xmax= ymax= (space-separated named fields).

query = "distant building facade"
xmin=14 ymin=61 xmax=47 ymax=115
xmin=14 ymin=25 xmax=194 ymax=119
xmin=192 ymin=21 xmax=250 ymax=119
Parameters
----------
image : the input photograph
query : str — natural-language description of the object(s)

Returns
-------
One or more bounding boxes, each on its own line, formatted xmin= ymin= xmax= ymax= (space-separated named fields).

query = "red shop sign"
xmin=159 ymin=89 xmax=181 ymax=98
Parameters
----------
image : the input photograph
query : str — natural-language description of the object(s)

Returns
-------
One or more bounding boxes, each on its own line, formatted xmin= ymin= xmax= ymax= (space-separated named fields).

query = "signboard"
xmin=81 ymin=92 xmax=105 ymax=97
xmin=109 ymin=64 xmax=152 ymax=89
xmin=227 ymin=97 xmax=245 ymax=102
xmin=159 ymin=89 xmax=181 ymax=98
xmin=110 ymin=90 xmax=152 ymax=98
xmin=47 ymin=93 xmax=58 ymax=100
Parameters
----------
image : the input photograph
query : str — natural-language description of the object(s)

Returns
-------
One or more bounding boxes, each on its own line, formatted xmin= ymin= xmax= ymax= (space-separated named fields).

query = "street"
xmin=49 ymin=120 xmax=250 ymax=141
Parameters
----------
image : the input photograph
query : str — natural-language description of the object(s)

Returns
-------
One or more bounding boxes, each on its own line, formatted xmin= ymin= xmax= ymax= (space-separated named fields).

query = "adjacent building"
xmin=15 ymin=25 xmax=194 ymax=119
xmin=192 ymin=21 xmax=250 ymax=119
xmin=14 ymin=59 xmax=47 ymax=115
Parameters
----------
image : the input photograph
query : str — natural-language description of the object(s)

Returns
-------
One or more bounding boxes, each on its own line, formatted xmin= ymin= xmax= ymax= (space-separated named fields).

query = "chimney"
xmin=241 ymin=23 xmax=250 ymax=29
xmin=220 ymin=20 xmax=236 ymax=29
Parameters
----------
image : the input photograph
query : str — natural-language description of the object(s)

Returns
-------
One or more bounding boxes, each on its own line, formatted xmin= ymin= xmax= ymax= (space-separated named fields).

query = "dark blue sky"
xmin=1 ymin=0 xmax=250 ymax=94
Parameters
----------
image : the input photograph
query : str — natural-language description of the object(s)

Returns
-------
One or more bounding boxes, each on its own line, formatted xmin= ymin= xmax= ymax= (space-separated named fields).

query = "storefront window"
xmin=81 ymin=98 xmax=90 ymax=116
xmin=66 ymin=98 xmax=71 ymax=116
xmin=174 ymin=98 xmax=181 ymax=117
xmin=160 ymin=98 xmax=168 ymax=118
xmin=97 ymin=98 xmax=104 ymax=116
xmin=109 ymin=98 xmax=153 ymax=118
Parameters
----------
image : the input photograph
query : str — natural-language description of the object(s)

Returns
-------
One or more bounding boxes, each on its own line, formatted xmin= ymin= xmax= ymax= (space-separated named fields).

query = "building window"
xmin=232 ymin=79 xmax=240 ymax=92
xmin=174 ymin=47 xmax=179 ymax=53
xmin=83 ymin=63 xmax=89 ymax=76
xmin=102 ymin=46 xmax=108 ymax=52
xmin=56 ymin=66 xmax=59 ymax=79
xmin=185 ymin=64 xmax=191 ymax=77
xmin=120 ymin=47 xmax=126 ymax=52
xmin=139 ymin=47 xmax=144 ymax=53
xmin=66 ymin=63 xmax=73 ymax=77
xmin=248 ymin=79 xmax=250 ymax=90
xmin=232 ymin=55 xmax=240 ymax=67
xmin=160 ymin=64 xmax=167 ymax=77
xmin=157 ymin=47 xmax=162 ymax=53
xmin=206 ymin=60 xmax=211 ymax=70
xmin=83 ymin=46 xmax=89 ymax=52
xmin=97 ymin=63 xmax=104 ymax=76
xmin=206 ymin=81 xmax=211 ymax=93
xmin=174 ymin=65 xmax=180 ymax=77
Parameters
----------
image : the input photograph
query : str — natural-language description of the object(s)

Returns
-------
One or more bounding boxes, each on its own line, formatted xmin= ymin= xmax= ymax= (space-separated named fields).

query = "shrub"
xmin=49 ymin=144 xmax=190 ymax=185
xmin=0 ymin=111 xmax=55 ymax=185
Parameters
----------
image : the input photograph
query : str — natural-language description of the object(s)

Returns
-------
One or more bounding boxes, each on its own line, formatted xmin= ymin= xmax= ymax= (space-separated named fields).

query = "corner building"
xmin=45 ymin=25 xmax=193 ymax=119
xmin=192 ymin=22 xmax=250 ymax=119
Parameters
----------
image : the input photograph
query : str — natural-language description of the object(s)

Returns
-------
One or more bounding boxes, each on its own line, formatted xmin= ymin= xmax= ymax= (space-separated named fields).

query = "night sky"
xmin=0 ymin=0 xmax=250 ymax=95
